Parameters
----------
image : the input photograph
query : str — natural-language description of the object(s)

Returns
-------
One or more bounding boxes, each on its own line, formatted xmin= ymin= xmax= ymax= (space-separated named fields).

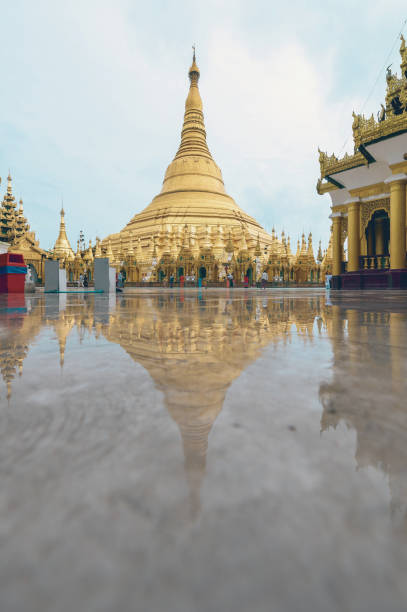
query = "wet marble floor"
xmin=1 ymin=288 xmax=407 ymax=612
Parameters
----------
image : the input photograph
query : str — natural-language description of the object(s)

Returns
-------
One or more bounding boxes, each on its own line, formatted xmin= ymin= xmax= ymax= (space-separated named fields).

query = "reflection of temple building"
xmin=320 ymin=302 xmax=407 ymax=531
xmin=0 ymin=294 xmax=99 ymax=399
xmin=318 ymin=35 xmax=407 ymax=289
xmin=0 ymin=295 xmax=44 ymax=399
xmin=99 ymin=52 xmax=320 ymax=285
xmin=0 ymin=292 xmax=320 ymax=515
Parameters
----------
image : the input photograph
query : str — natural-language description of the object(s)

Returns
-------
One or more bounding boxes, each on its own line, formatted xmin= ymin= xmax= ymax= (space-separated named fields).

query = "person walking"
xmin=116 ymin=272 xmax=123 ymax=293
xmin=228 ymin=272 xmax=234 ymax=288
xmin=261 ymin=270 xmax=268 ymax=289
xmin=83 ymin=273 xmax=88 ymax=288
xmin=169 ymin=273 xmax=174 ymax=288
xmin=244 ymin=274 xmax=249 ymax=288
xmin=79 ymin=273 xmax=84 ymax=288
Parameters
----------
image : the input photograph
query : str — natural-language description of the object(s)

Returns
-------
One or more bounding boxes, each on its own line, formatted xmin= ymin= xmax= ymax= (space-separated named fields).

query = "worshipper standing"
xmin=261 ymin=270 xmax=268 ymax=289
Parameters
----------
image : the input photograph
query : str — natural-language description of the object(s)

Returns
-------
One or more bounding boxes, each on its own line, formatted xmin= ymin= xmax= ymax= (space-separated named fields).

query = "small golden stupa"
xmin=52 ymin=207 xmax=75 ymax=261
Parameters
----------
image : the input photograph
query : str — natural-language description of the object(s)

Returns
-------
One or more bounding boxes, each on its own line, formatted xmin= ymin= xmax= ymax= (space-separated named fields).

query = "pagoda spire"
xmin=317 ymin=240 xmax=323 ymax=262
xmin=7 ymin=173 xmax=13 ymax=196
xmin=173 ymin=48 xmax=212 ymax=162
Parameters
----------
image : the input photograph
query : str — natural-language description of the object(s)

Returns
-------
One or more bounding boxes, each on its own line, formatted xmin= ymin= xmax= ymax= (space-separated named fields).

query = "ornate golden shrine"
xmin=317 ymin=35 xmax=407 ymax=289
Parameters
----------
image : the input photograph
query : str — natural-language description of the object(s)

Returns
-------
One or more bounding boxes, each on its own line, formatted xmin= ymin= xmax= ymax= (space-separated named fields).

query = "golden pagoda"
xmin=101 ymin=51 xmax=306 ymax=284
xmin=52 ymin=207 xmax=75 ymax=261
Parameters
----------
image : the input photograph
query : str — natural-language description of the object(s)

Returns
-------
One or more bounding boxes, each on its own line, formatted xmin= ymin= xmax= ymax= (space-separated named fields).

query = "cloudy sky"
xmin=1 ymin=0 xmax=406 ymax=252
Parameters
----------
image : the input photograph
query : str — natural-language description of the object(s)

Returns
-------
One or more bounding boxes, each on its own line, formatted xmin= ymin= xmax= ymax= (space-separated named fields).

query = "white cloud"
xmin=0 ymin=0 xmax=405 ymax=252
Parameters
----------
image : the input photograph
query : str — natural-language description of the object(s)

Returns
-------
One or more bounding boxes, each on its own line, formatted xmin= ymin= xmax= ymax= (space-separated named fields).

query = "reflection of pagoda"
xmin=0 ymin=294 xmax=101 ymax=399
xmin=104 ymin=293 xmax=320 ymax=516
xmin=0 ymin=292 xmax=321 ymax=515
xmin=320 ymin=304 xmax=407 ymax=532
xmin=0 ymin=295 xmax=43 ymax=400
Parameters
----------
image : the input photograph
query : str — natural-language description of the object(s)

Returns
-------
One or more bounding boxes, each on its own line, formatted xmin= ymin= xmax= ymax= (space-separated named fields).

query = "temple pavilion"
xmin=318 ymin=35 xmax=407 ymax=289
xmin=101 ymin=52 xmax=319 ymax=285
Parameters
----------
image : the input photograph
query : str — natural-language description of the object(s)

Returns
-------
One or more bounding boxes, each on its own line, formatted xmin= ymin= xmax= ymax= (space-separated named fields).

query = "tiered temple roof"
xmin=317 ymin=34 xmax=407 ymax=190
xmin=0 ymin=174 xmax=29 ymax=244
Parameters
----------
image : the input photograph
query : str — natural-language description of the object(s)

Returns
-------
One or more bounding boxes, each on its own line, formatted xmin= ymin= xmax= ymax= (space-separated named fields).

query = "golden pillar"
xmin=389 ymin=180 xmax=406 ymax=269
xmin=331 ymin=214 xmax=342 ymax=276
xmin=375 ymin=217 xmax=385 ymax=255
xmin=348 ymin=201 xmax=360 ymax=272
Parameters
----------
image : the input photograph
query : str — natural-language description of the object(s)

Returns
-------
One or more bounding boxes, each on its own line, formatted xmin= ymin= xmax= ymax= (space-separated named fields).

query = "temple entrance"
xmin=199 ymin=266 xmax=206 ymax=278
xmin=366 ymin=210 xmax=390 ymax=256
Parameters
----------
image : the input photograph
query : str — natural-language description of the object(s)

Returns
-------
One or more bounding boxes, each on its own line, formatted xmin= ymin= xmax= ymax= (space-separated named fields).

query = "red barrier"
xmin=0 ymin=253 xmax=27 ymax=293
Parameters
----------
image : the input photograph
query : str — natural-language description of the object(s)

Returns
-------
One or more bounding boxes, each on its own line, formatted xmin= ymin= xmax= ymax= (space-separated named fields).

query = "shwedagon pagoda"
xmin=0 ymin=52 xmax=331 ymax=287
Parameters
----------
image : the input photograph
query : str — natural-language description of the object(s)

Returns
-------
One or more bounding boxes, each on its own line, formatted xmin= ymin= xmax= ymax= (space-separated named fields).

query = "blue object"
xmin=0 ymin=265 xmax=27 ymax=275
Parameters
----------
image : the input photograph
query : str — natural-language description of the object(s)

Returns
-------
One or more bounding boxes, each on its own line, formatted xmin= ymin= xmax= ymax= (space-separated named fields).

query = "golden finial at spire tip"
xmin=189 ymin=44 xmax=200 ymax=79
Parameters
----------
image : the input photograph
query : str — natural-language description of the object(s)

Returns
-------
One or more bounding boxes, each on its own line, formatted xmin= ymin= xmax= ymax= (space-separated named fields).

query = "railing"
xmin=359 ymin=255 xmax=390 ymax=270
